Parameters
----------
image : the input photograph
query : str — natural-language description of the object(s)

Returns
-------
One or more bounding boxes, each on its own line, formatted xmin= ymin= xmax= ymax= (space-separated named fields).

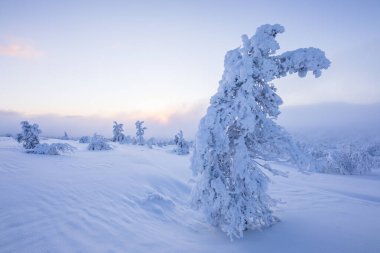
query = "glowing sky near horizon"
xmin=1 ymin=0 xmax=380 ymax=118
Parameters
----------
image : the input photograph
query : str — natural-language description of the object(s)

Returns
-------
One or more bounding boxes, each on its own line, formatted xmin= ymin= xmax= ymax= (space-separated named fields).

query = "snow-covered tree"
xmin=191 ymin=24 xmax=330 ymax=239
xmin=135 ymin=121 xmax=147 ymax=145
xmin=112 ymin=121 xmax=126 ymax=143
xmin=88 ymin=134 xmax=112 ymax=151
xmin=174 ymin=130 xmax=190 ymax=155
xmin=62 ymin=131 xmax=69 ymax=140
xmin=16 ymin=121 xmax=42 ymax=149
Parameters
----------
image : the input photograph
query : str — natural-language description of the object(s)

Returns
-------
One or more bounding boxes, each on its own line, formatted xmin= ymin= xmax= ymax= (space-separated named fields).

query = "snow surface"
xmin=1 ymin=137 xmax=380 ymax=252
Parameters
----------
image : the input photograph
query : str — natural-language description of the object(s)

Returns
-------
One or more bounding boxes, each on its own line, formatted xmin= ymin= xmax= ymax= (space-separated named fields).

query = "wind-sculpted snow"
xmin=0 ymin=137 xmax=380 ymax=252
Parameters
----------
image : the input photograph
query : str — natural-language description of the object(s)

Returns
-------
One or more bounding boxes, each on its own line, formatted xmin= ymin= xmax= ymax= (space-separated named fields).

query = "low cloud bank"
xmin=279 ymin=102 xmax=380 ymax=138
xmin=1 ymin=102 xmax=379 ymax=140
xmin=0 ymin=103 xmax=207 ymax=139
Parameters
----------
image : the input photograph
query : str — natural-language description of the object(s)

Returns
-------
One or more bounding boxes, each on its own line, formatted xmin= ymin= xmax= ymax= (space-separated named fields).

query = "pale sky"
xmin=1 ymin=0 xmax=380 ymax=137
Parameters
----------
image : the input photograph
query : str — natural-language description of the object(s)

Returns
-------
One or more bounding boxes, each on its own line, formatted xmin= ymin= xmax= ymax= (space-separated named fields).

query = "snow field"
xmin=1 ymin=137 xmax=380 ymax=252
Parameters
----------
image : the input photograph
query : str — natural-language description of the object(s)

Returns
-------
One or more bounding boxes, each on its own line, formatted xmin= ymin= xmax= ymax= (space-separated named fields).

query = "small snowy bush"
xmin=174 ymin=130 xmax=189 ymax=155
xmin=121 ymin=135 xmax=133 ymax=144
xmin=79 ymin=136 xmax=91 ymax=143
xmin=309 ymin=145 xmax=374 ymax=175
xmin=88 ymin=134 xmax=112 ymax=151
xmin=28 ymin=143 xmax=75 ymax=155
xmin=16 ymin=121 xmax=42 ymax=149
xmin=367 ymin=143 xmax=380 ymax=157
xmin=367 ymin=143 xmax=380 ymax=169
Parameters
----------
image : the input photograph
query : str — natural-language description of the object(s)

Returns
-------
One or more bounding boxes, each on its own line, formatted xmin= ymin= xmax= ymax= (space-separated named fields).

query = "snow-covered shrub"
xmin=112 ymin=121 xmax=126 ymax=143
xmin=174 ymin=130 xmax=189 ymax=155
xmin=309 ymin=145 xmax=373 ymax=175
xmin=16 ymin=121 xmax=42 ymax=149
xmin=122 ymin=135 xmax=133 ymax=144
xmin=367 ymin=143 xmax=380 ymax=157
xmin=79 ymin=136 xmax=91 ymax=143
xmin=135 ymin=121 xmax=147 ymax=145
xmin=146 ymin=137 xmax=157 ymax=148
xmin=88 ymin=134 xmax=112 ymax=151
xmin=191 ymin=24 xmax=330 ymax=239
xmin=367 ymin=143 xmax=380 ymax=169
xmin=151 ymin=138 xmax=169 ymax=147
xmin=28 ymin=143 xmax=75 ymax=155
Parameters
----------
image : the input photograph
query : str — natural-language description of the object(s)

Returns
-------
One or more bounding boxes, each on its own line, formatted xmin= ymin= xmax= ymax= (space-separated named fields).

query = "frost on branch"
xmin=191 ymin=24 xmax=330 ymax=239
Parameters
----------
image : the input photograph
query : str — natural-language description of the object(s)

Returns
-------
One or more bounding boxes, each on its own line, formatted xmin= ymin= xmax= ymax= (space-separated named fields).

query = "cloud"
xmin=2 ymin=103 xmax=379 ymax=140
xmin=0 ymin=37 xmax=44 ymax=59
xmin=0 ymin=102 xmax=208 ymax=139
xmin=278 ymin=102 xmax=380 ymax=138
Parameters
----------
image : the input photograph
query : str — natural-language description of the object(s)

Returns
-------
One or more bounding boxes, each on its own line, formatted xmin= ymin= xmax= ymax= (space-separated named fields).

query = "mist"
xmin=1 ymin=102 xmax=379 ymax=140
xmin=0 ymin=103 xmax=207 ymax=139
xmin=278 ymin=102 xmax=380 ymax=140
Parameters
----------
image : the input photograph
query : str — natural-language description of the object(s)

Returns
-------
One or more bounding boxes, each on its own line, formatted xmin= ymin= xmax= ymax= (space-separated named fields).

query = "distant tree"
xmin=191 ymin=24 xmax=330 ymax=239
xmin=62 ymin=131 xmax=69 ymax=140
xmin=16 ymin=121 xmax=42 ymax=149
xmin=88 ymin=134 xmax=112 ymax=151
xmin=112 ymin=121 xmax=126 ymax=143
xmin=174 ymin=130 xmax=189 ymax=155
xmin=135 ymin=121 xmax=147 ymax=145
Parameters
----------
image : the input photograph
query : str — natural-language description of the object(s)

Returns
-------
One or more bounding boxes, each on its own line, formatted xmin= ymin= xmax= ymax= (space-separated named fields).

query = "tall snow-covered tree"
xmin=174 ymin=130 xmax=190 ymax=155
xmin=191 ymin=24 xmax=330 ymax=239
xmin=135 ymin=121 xmax=147 ymax=145
xmin=16 ymin=121 xmax=42 ymax=149
xmin=112 ymin=121 xmax=126 ymax=143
